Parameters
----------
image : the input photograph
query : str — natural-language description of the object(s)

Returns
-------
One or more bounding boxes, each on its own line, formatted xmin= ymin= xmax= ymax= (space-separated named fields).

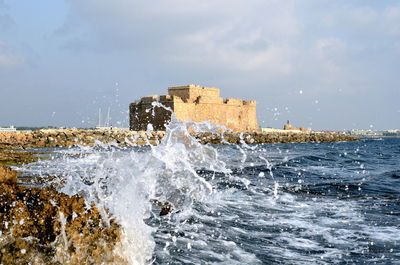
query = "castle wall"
xmin=129 ymin=96 xmax=173 ymax=131
xmin=168 ymin=85 xmax=220 ymax=102
xmin=172 ymin=101 xmax=257 ymax=131
xmin=129 ymin=85 xmax=259 ymax=132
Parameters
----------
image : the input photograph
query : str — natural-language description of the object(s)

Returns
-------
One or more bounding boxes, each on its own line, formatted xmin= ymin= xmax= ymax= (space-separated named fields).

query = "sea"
xmin=18 ymin=121 xmax=400 ymax=264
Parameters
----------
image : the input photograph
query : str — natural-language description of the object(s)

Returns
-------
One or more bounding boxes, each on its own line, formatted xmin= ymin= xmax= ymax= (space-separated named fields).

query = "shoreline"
xmin=0 ymin=129 xmax=358 ymax=148
xmin=0 ymin=163 xmax=124 ymax=264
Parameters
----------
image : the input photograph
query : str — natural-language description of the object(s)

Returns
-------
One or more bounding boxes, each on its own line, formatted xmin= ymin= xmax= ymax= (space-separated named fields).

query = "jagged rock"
xmin=0 ymin=150 xmax=38 ymax=166
xmin=0 ymin=166 xmax=125 ymax=265
xmin=0 ymin=165 xmax=17 ymax=184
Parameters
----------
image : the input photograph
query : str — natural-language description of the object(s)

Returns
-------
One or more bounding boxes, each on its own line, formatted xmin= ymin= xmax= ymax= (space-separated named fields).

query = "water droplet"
xmin=273 ymin=182 xmax=279 ymax=197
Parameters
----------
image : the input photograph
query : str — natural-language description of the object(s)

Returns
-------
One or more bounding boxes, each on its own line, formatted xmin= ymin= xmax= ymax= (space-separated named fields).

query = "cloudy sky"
xmin=0 ymin=0 xmax=399 ymax=130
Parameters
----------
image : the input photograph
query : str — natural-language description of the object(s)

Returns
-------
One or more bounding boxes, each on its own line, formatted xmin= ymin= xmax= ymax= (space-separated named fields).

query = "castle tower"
xmin=129 ymin=85 xmax=259 ymax=132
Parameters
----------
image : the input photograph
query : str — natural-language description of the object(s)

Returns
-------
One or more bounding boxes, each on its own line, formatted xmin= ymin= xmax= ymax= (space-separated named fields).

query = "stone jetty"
xmin=0 ymin=128 xmax=357 ymax=148
xmin=194 ymin=131 xmax=357 ymax=144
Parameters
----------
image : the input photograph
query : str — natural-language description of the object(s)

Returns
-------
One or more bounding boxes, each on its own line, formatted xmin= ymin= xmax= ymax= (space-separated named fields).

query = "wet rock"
xmin=151 ymin=199 xmax=174 ymax=216
xmin=0 ymin=150 xmax=39 ymax=166
xmin=0 ymin=165 xmax=17 ymax=184
xmin=0 ymin=166 xmax=126 ymax=265
xmin=0 ymin=132 xmax=33 ymax=146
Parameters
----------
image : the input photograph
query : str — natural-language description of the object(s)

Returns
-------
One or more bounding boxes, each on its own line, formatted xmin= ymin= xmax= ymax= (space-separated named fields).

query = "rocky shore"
xmin=0 ymin=128 xmax=357 ymax=148
xmin=0 ymin=164 xmax=125 ymax=265
xmin=0 ymin=127 xmax=356 ymax=263
xmin=194 ymin=131 xmax=357 ymax=144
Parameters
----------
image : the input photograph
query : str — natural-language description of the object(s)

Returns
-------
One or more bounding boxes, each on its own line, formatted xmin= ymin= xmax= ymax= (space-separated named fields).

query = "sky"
xmin=0 ymin=0 xmax=399 ymax=130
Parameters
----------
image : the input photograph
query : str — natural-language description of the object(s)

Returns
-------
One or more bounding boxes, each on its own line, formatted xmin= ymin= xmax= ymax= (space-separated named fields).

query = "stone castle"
xmin=129 ymin=84 xmax=259 ymax=132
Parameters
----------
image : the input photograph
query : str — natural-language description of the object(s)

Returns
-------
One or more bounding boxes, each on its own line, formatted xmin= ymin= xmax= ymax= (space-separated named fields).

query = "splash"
xmin=15 ymin=102 xmax=274 ymax=264
xmin=27 ymin=114 xmax=233 ymax=264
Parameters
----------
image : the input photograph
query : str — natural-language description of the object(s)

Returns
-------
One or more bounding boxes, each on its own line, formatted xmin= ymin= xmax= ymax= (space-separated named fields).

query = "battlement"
xmin=130 ymin=84 xmax=259 ymax=132
xmin=243 ymin=100 xmax=256 ymax=106
xmin=223 ymin=98 xmax=242 ymax=106
xmin=138 ymin=94 xmax=179 ymax=104
xmin=196 ymin=96 xmax=224 ymax=104
xmin=140 ymin=95 xmax=158 ymax=103
xmin=168 ymin=84 xmax=220 ymax=102
xmin=159 ymin=95 xmax=172 ymax=101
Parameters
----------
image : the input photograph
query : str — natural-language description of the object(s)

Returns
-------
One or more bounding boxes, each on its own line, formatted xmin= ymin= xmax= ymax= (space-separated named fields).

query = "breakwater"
xmin=0 ymin=129 xmax=357 ymax=148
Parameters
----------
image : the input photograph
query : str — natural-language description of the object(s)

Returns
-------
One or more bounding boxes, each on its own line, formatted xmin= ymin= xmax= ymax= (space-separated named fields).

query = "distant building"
xmin=347 ymin=129 xmax=383 ymax=136
xmin=383 ymin=129 xmax=400 ymax=137
xmin=283 ymin=120 xmax=293 ymax=130
xmin=129 ymin=84 xmax=259 ymax=132
xmin=0 ymin=126 xmax=17 ymax=132
xmin=344 ymin=129 xmax=400 ymax=137
xmin=283 ymin=120 xmax=310 ymax=132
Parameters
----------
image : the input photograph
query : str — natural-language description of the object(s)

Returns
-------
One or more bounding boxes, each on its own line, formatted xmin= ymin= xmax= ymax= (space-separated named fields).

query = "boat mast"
xmin=98 ymin=108 xmax=101 ymax=127
xmin=106 ymin=107 xmax=111 ymax=127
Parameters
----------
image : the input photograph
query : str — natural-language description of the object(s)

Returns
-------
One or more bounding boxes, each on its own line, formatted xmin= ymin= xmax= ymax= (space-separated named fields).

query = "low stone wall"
xmin=0 ymin=129 xmax=357 ymax=148
xmin=194 ymin=131 xmax=357 ymax=144
xmin=0 ymin=129 xmax=165 ymax=148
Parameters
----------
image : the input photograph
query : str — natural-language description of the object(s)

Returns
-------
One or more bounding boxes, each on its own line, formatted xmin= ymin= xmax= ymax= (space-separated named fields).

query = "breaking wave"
xmin=19 ymin=120 xmax=400 ymax=264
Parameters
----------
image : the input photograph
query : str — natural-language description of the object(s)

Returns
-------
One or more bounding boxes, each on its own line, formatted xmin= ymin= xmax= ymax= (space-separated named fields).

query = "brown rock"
xmin=0 ymin=165 xmax=17 ymax=184
xmin=0 ymin=166 xmax=126 ymax=264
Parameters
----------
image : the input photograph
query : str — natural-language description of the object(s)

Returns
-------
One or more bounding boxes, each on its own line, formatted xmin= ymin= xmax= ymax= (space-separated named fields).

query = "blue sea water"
xmin=151 ymin=137 xmax=400 ymax=264
xmin=19 ymin=136 xmax=400 ymax=264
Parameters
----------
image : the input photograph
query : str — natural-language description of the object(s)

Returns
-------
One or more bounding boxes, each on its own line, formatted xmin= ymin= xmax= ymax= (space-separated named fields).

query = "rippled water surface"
xmin=20 ymin=133 xmax=400 ymax=264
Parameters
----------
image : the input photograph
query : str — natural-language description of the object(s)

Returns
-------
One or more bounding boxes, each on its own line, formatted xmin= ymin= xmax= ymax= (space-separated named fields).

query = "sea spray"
xmin=22 ymin=115 xmax=246 ymax=264
xmin=14 ymin=133 xmax=400 ymax=264
xmin=15 ymin=104 xmax=286 ymax=264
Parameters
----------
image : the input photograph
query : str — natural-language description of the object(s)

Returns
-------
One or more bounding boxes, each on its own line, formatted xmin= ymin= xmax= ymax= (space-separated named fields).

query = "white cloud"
xmin=319 ymin=2 xmax=400 ymax=38
xmin=385 ymin=5 xmax=400 ymax=36
xmin=63 ymin=0 xmax=300 ymax=75
xmin=169 ymin=25 xmax=295 ymax=73
xmin=51 ymin=0 xmax=400 ymax=129
xmin=0 ymin=13 xmax=14 ymax=30
xmin=59 ymin=1 xmax=400 ymax=79
xmin=0 ymin=0 xmax=14 ymax=31
xmin=0 ymin=42 xmax=23 ymax=69
xmin=0 ymin=0 xmax=6 ymax=9
xmin=304 ymin=37 xmax=355 ymax=94
xmin=350 ymin=6 xmax=378 ymax=25
xmin=315 ymin=38 xmax=347 ymax=74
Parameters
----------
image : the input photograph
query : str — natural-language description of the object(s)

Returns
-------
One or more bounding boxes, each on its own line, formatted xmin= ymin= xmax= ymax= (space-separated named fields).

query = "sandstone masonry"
xmin=129 ymin=85 xmax=259 ymax=132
